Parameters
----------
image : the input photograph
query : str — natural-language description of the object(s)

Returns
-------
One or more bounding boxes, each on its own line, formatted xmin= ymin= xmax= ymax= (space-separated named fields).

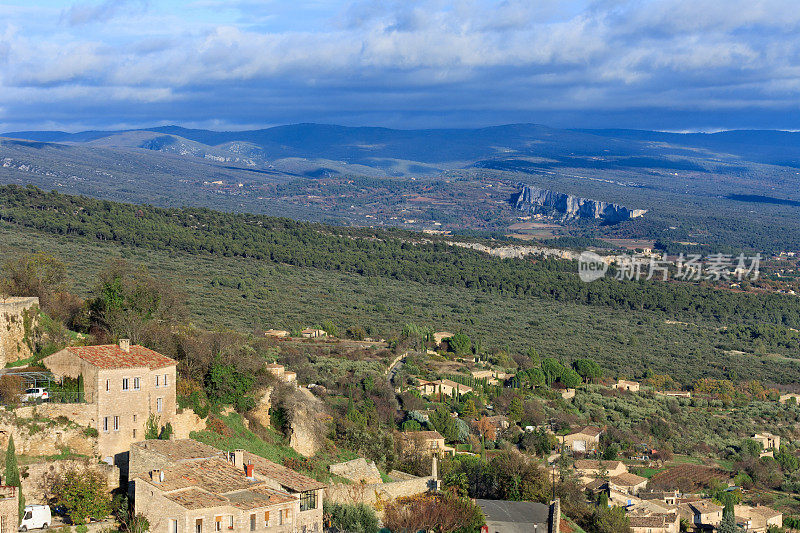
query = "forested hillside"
xmin=2 ymin=185 xmax=800 ymax=328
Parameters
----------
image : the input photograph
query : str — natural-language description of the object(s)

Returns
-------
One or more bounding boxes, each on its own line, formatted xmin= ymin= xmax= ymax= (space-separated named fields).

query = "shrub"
xmin=324 ymin=502 xmax=379 ymax=533
xmin=83 ymin=427 xmax=99 ymax=438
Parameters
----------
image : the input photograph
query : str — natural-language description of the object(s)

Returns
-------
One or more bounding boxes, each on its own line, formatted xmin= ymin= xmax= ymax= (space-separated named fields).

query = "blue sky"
xmin=1 ymin=0 xmax=799 ymax=131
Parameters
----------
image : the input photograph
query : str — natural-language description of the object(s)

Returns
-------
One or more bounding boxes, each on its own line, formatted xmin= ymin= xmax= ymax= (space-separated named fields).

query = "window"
xmin=133 ymin=414 xmax=137 ymax=422
xmin=300 ymin=490 xmax=317 ymax=511
xmin=195 ymin=519 xmax=203 ymax=533
xmin=113 ymin=416 xmax=120 ymax=431
xmin=157 ymin=397 xmax=163 ymax=413
xmin=228 ymin=517 xmax=234 ymax=530
xmin=164 ymin=374 xmax=169 ymax=386
xmin=169 ymin=519 xmax=178 ymax=533
xmin=250 ymin=514 xmax=256 ymax=532
xmin=132 ymin=429 xmax=137 ymax=438
xmin=264 ymin=512 xmax=269 ymax=528
xmin=156 ymin=375 xmax=160 ymax=387
xmin=214 ymin=517 xmax=222 ymax=532
xmin=133 ymin=377 xmax=140 ymax=390
xmin=122 ymin=378 xmax=129 ymax=391
xmin=106 ymin=380 xmax=110 ymax=391
xmin=103 ymin=417 xmax=109 ymax=432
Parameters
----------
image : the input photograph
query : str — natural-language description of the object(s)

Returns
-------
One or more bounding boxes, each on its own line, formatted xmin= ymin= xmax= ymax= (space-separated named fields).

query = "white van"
xmin=19 ymin=505 xmax=51 ymax=531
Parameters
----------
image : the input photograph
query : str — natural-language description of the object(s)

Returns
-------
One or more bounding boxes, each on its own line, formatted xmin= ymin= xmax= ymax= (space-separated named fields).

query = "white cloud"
xmin=1 ymin=0 xmax=800 ymax=130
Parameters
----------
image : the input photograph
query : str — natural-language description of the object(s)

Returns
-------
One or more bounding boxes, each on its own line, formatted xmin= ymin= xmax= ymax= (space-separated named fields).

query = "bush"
xmin=323 ymin=502 xmax=379 ymax=533
xmin=53 ymin=469 xmax=111 ymax=525
xmin=83 ymin=427 xmax=99 ymax=438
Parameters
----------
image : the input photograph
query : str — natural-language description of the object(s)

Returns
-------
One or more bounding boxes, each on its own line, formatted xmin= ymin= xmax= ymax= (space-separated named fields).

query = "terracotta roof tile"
xmin=243 ymin=452 xmax=326 ymax=492
xmin=164 ymin=488 xmax=228 ymax=510
xmin=62 ymin=344 xmax=176 ymax=370
xmin=610 ymin=473 xmax=648 ymax=487
xmin=225 ymin=487 xmax=296 ymax=510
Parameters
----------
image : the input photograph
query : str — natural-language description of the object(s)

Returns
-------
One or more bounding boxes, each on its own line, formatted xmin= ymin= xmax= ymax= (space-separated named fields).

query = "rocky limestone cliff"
xmin=0 ymin=297 xmax=40 ymax=366
xmin=510 ymin=184 xmax=646 ymax=223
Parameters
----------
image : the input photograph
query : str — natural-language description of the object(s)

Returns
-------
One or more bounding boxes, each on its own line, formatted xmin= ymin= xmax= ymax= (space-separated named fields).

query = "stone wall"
xmin=0 ymin=410 xmax=96 ymax=457
xmin=22 ymin=459 xmax=121 ymax=503
xmin=324 ymin=476 xmax=435 ymax=508
xmin=0 ymin=297 xmax=39 ymax=366
xmin=172 ymin=407 xmax=207 ymax=439
xmin=16 ymin=403 xmax=96 ymax=427
xmin=0 ymin=487 xmax=19 ymax=533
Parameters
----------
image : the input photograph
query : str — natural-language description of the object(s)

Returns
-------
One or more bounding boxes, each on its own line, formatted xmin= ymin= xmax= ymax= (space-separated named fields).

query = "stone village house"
xmin=561 ymin=426 xmax=603 ymax=453
xmin=43 ymin=340 xmax=177 ymax=466
xmin=130 ymin=439 xmax=325 ymax=533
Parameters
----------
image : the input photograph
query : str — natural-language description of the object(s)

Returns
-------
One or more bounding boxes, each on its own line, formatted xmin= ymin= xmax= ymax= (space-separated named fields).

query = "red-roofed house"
xmin=44 ymin=339 xmax=177 ymax=462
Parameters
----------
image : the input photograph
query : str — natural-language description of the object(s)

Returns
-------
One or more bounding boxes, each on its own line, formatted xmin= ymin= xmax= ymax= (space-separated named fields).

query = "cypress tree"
xmin=5 ymin=436 xmax=24 ymax=523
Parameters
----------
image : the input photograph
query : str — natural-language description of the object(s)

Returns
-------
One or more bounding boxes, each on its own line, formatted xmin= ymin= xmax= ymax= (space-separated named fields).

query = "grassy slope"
xmin=3 ymin=222 xmax=800 ymax=384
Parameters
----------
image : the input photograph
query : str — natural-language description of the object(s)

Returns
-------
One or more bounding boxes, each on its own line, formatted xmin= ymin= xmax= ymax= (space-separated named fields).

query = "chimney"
xmin=150 ymin=469 xmax=162 ymax=482
xmin=245 ymin=463 xmax=254 ymax=478
xmin=431 ymin=454 xmax=438 ymax=480
xmin=231 ymin=449 xmax=244 ymax=468
xmin=119 ymin=339 xmax=131 ymax=353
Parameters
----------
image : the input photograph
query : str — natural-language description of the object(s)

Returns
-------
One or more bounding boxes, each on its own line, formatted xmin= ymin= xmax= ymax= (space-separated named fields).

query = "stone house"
xmin=130 ymin=440 xmax=325 ymax=533
xmin=752 ymin=433 xmax=780 ymax=454
xmin=734 ymin=504 xmax=783 ymax=532
xmin=0 ymin=486 xmax=19 ymax=532
xmin=678 ymin=500 xmax=723 ymax=530
xmin=263 ymin=330 xmax=289 ymax=338
xmin=561 ymin=426 xmax=603 ymax=453
xmin=42 ymin=340 xmax=177 ymax=464
xmin=300 ymin=329 xmax=326 ymax=339
xmin=398 ymin=431 xmax=455 ymax=456
xmin=609 ymin=473 xmax=648 ymax=495
xmin=573 ymin=459 xmax=628 ymax=482
xmin=628 ymin=512 xmax=680 ymax=533
xmin=613 ymin=379 xmax=640 ymax=392
xmin=470 ymin=370 xmax=494 ymax=380
xmin=417 ymin=379 xmax=473 ymax=398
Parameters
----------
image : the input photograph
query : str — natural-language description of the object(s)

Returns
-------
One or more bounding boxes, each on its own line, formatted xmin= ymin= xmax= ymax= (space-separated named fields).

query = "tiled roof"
xmin=137 ymin=459 xmax=259 ymax=493
xmin=400 ymin=430 xmax=444 ymax=441
xmin=629 ymin=515 xmax=667 ymax=528
xmin=132 ymin=439 xmax=220 ymax=462
xmin=610 ymin=473 xmax=648 ymax=487
xmin=574 ymin=459 xmax=623 ymax=471
xmin=149 ymin=463 xmax=297 ymax=511
xmin=749 ymin=506 xmax=782 ymax=519
xmin=687 ymin=500 xmax=723 ymax=514
xmin=438 ymin=379 xmax=473 ymax=391
xmin=164 ymin=488 xmax=228 ymax=510
xmin=243 ymin=452 xmax=326 ymax=492
xmin=225 ymin=487 xmax=296 ymax=510
xmin=569 ymin=426 xmax=602 ymax=437
xmin=59 ymin=344 xmax=176 ymax=370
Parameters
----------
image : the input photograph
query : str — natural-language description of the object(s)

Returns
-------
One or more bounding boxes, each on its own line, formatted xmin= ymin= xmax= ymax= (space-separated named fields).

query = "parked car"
xmin=19 ymin=505 xmax=51 ymax=531
xmin=22 ymin=388 xmax=49 ymax=402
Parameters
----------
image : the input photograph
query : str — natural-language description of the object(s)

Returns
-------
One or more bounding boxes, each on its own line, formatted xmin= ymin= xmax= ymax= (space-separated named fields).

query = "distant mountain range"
xmin=6 ymin=123 xmax=800 ymax=170
xmin=2 ymin=122 xmax=800 ymax=252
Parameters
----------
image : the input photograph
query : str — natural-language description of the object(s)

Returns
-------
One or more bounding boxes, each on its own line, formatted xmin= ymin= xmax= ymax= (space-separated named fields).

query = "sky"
xmin=1 ymin=0 xmax=800 ymax=132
